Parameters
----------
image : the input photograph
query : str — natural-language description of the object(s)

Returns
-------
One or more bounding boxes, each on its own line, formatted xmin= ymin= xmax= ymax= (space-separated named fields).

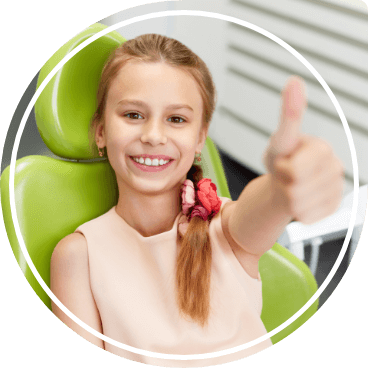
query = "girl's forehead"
xmin=107 ymin=61 xmax=203 ymax=111
xmin=117 ymin=59 xmax=189 ymax=77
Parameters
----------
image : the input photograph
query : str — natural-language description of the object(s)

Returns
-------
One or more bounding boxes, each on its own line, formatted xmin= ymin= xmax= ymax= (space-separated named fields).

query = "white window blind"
xmin=211 ymin=0 xmax=368 ymax=195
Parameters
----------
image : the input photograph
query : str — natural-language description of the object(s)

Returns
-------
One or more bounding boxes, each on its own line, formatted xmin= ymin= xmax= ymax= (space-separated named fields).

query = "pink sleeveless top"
xmin=74 ymin=197 xmax=272 ymax=366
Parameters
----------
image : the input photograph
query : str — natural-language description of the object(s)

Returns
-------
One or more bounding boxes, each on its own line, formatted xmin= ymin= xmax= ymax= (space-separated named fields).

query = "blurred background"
xmin=2 ymin=0 xmax=367 ymax=308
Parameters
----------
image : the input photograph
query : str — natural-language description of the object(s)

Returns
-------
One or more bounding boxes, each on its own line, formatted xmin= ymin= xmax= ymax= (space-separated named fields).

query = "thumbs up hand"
xmin=263 ymin=76 xmax=344 ymax=224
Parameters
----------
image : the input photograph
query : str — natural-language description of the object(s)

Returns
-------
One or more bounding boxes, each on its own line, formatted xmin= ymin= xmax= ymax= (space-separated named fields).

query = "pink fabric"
xmin=181 ymin=179 xmax=195 ymax=215
xmin=190 ymin=204 xmax=210 ymax=221
xmin=74 ymin=197 xmax=272 ymax=366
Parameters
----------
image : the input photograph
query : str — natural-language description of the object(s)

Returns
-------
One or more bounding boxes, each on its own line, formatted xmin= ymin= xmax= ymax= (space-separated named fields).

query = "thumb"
xmin=271 ymin=76 xmax=307 ymax=157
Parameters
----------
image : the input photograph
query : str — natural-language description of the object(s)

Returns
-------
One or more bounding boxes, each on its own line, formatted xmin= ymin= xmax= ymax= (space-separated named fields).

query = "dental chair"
xmin=1 ymin=23 xmax=318 ymax=346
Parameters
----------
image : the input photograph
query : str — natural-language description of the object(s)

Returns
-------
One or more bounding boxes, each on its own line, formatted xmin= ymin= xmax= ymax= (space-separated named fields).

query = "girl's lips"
xmin=129 ymin=156 xmax=174 ymax=172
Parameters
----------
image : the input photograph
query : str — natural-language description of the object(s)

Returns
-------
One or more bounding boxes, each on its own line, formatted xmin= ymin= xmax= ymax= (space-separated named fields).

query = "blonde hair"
xmin=90 ymin=34 xmax=217 ymax=327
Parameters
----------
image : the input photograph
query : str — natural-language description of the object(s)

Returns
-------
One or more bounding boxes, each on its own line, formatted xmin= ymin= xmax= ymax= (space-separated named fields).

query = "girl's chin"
xmin=131 ymin=178 xmax=177 ymax=193
xmin=130 ymin=169 xmax=191 ymax=192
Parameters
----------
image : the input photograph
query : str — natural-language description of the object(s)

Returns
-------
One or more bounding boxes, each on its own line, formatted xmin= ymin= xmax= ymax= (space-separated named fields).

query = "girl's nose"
xmin=140 ymin=119 xmax=168 ymax=146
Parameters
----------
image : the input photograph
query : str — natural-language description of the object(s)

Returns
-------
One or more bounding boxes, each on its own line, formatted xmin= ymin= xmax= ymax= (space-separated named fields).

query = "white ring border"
xmin=8 ymin=10 xmax=359 ymax=360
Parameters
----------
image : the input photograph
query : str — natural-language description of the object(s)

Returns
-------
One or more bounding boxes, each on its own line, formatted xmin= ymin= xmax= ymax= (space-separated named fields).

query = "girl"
xmin=50 ymin=34 xmax=344 ymax=367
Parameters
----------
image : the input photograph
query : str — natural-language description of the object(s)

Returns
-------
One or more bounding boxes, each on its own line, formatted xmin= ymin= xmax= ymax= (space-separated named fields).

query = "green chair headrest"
xmin=35 ymin=23 xmax=126 ymax=160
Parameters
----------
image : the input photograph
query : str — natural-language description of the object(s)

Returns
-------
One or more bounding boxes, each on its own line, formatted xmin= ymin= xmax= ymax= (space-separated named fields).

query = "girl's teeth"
xmin=133 ymin=157 xmax=170 ymax=166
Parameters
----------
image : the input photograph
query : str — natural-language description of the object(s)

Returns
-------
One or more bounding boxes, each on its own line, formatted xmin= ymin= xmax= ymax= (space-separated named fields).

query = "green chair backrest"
xmin=1 ymin=23 xmax=318 ymax=345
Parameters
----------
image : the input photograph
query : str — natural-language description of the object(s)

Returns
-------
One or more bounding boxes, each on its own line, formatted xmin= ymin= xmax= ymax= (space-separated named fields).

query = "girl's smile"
xmin=128 ymin=154 xmax=175 ymax=172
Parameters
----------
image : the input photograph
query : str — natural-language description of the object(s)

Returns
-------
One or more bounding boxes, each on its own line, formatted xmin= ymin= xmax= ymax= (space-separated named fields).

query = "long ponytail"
xmin=176 ymin=164 xmax=213 ymax=328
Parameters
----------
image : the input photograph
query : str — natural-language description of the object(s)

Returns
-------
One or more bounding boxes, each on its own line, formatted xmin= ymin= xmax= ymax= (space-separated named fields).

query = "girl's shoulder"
xmin=51 ymin=232 xmax=88 ymax=269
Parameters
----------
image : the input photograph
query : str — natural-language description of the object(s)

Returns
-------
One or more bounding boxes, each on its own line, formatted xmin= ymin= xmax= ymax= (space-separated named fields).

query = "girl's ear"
xmin=95 ymin=122 xmax=106 ymax=148
xmin=197 ymin=126 xmax=209 ymax=152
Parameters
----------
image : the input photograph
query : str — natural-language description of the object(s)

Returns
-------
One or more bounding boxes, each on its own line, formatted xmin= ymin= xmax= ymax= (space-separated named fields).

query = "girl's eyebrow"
xmin=117 ymin=99 xmax=194 ymax=112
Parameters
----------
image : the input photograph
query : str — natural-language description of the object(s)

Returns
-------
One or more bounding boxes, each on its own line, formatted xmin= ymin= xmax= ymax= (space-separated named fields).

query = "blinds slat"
xmin=302 ymin=0 xmax=368 ymax=18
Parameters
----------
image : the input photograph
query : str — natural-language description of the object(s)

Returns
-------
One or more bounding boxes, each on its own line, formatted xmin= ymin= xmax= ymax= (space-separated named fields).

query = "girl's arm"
xmin=50 ymin=233 xmax=105 ymax=349
xmin=223 ymin=173 xmax=292 ymax=259
xmin=222 ymin=76 xmax=344 ymax=259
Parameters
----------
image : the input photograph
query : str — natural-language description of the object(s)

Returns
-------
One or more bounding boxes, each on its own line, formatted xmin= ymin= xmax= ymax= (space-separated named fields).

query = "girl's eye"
xmin=125 ymin=112 xmax=143 ymax=120
xmin=169 ymin=116 xmax=186 ymax=124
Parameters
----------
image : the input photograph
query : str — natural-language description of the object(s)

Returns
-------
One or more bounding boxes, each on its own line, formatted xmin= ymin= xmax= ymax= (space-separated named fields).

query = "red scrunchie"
xmin=179 ymin=178 xmax=222 ymax=236
xmin=195 ymin=179 xmax=222 ymax=215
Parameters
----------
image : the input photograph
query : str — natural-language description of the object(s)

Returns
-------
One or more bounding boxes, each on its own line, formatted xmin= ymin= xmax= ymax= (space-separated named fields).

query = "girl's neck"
xmin=115 ymin=183 xmax=183 ymax=238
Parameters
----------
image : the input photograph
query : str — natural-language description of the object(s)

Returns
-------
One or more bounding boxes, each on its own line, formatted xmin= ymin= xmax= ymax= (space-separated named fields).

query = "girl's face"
xmin=96 ymin=60 xmax=208 ymax=195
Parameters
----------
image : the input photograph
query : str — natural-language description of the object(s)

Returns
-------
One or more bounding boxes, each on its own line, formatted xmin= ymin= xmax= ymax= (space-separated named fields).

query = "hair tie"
xmin=179 ymin=178 xmax=222 ymax=237
xmin=180 ymin=178 xmax=222 ymax=221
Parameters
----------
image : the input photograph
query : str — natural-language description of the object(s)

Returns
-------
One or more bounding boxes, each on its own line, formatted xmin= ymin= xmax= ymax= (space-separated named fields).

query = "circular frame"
xmin=8 ymin=10 xmax=359 ymax=361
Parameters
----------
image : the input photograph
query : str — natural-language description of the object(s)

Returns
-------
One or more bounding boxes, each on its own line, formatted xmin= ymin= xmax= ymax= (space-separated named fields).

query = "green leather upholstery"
xmin=35 ymin=23 xmax=126 ymax=159
xmin=1 ymin=23 xmax=318 ymax=345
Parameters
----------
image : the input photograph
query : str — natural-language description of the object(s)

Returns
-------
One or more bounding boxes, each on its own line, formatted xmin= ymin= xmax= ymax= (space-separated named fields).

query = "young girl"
xmin=50 ymin=34 xmax=344 ymax=367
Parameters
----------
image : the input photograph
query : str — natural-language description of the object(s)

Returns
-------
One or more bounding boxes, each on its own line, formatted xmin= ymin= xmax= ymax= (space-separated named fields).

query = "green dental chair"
xmin=1 ymin=23 xmax=318 ymax=346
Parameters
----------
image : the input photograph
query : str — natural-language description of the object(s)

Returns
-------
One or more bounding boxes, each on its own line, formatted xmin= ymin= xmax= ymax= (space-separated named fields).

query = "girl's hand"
xmin=262 ymin=76 xmax=344 ymax=225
